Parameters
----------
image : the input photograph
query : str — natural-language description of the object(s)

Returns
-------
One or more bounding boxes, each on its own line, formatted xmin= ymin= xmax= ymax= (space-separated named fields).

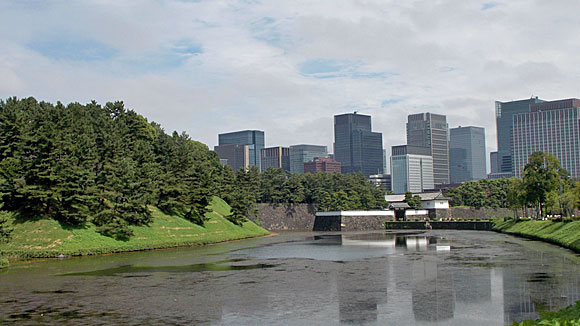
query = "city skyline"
xmin=3 ymin=1 xmax=580 ymax=171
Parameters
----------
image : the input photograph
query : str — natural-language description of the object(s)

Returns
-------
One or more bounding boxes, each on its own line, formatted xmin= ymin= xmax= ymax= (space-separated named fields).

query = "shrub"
xmin=0 ymin=258 xmax=8 ymax=268
xmin=0 ymin=211 xmax=13 ymax=243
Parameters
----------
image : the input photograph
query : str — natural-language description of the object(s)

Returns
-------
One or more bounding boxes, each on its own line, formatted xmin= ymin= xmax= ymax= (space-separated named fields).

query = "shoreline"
xmin=0 ymin=198 xmax=269 ymax=263
xmin=492 ymin=219 xmax=580 ymax=254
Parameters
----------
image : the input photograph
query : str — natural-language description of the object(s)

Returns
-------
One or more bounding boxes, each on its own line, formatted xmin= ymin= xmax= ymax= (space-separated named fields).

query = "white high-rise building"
xmin=390 ymin=145 xmax=434 ymax=194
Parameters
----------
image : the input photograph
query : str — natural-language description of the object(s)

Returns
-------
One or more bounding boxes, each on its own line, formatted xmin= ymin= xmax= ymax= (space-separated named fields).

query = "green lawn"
xmin=493 ymin=219 xmax=580 ymax=253
xmin=0 ymin=197 xmax=269 ymax=259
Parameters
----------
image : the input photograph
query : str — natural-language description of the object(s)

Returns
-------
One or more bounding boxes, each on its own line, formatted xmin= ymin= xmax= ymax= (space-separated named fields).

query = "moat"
xmin=2 ymin=230 xmax=580 ymax=325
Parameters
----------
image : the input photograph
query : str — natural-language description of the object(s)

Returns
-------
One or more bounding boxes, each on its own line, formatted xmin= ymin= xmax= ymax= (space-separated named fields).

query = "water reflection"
xmin=3 ymin=231 xmax=580 ymax=325
xmin=241 ymin=232 xmax=580 ymax=325
xmin=411 ymin=259 xmax=455 ymax=322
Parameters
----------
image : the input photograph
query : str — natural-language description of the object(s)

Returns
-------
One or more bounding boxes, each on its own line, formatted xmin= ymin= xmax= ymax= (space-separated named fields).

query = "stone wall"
xmin=313 ymin=215 xmax=394 ymax=231
xmin=253 ymin=203 xmax=317 ymax=230
xmin=386 ymin=221 xmax=493 ymax=230
xmin=449 ymin=207 xmax=515 ymax=220
xmin=341 ymin=216 xmax=393 ymax=231
xmin=252 ymin=203 xmax=526 ymax=231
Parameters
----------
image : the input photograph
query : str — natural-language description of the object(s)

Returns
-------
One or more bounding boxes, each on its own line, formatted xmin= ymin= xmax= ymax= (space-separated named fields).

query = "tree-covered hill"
xmin=0 ymin=97 xmax=222 ymax=240
xmin=0 ymin=97 xmax=386 ymax=243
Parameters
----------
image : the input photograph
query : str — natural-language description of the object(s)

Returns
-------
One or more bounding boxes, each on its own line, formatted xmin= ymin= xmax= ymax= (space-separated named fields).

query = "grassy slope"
xmin=493 ymin=219 xmax=580 ymax=253
xmin=0 ymin=197 xmax=269 ymax=259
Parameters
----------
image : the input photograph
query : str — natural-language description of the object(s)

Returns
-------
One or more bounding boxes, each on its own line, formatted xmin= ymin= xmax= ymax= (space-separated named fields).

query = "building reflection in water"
xmin=411 ymin=258 xmax=455 ymax=322
xmin=220 ymin=232 xmax=580 ymax=325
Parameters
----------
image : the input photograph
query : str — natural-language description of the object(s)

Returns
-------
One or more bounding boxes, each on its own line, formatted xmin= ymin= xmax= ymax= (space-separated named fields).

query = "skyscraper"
xmin=407 ymin=113 xmax=449 ymax=184
xmin=449 ymin=126 xmax=487 ymax=183
xmin=512 ymin=98 xmax=580 ymax=178
xmin=260 ymin=146 xmax=290 ymax=172
xmin=334 ymin=112 xmax=384 ymax=177
xmin=289 ymin=144 xmax=328 ymax=174
xmin=495 ymin=97 xmax=544 ymax=175
xmin=217 ymin=130 xmax=265 ymax=169
xmin=390 ymin=145 xmax=434 ymax=194
xmin=213 ymin=144 xmax=249 ymax=172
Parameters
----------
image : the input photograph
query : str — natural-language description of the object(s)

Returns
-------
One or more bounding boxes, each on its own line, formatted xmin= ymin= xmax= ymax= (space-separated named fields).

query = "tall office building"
xmin=390 ymin=145 xmax=434 ymax=194
xmin=449 ymin=126 xmax=487 ymax=183
xmin=289 ymin=144 xmax=328 ymax=174
xmin=213 ymin=144 xmax=250 ymax=172
xmin=512 ymin=98 xmax=580 ymax=178
xmin=407 ymin=113 xmax=449 ymax=185
xmin=217 ymin=130 xmax=265 ymax=169
xmin=495 ymin=97 xmax=544 ymax=175
xmin=260 ymin=146 xmax=290 ymax=172
xmin=334 ymin=112 xmax=384 ymax=177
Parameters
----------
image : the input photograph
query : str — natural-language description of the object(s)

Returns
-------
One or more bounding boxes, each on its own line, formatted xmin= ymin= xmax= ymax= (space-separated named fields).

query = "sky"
xmin=2 ymin=0 xmax=580 ymax=173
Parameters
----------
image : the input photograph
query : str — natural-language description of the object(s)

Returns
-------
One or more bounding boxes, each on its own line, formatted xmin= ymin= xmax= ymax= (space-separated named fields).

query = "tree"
xmin=403 ymin=192 xmax=422 ymax=209
xmin=522 ymin=152 xmax=564 ymax=218
xmin=507 ymin=178 xmax=527 ymax=218
xmin=0 ymin=210 xmax=13 ymax=243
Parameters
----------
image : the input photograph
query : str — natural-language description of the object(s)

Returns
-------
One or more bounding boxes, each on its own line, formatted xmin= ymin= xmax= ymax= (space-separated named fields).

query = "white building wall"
xmin=391 ymin=154 xmax=434 ymax=194
xmin=421 ymin=200 xmax=449 ymax=209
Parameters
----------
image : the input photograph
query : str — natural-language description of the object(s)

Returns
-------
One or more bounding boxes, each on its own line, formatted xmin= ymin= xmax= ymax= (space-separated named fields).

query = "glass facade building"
xmin=390 ymin=145 xmax=434 ymax=194
xmin=218 ymin=130 xmax=265 ymax=169
xmin=289 ymin=144 xmax=328 ymax=174
xmin=334 ymin=113 xmax=384 ymax=177
xmin=260 ymin=146 xmax=290 ymax=172
xmin=512 ymin=99 xmax=580 ymax=178
xmin=449 ymin=126 xmax=487 ymax=183
xmin=495 ymin=97 xmax=544 ymax=175
xmin=406 ymin=113 xmax=449 ymax=185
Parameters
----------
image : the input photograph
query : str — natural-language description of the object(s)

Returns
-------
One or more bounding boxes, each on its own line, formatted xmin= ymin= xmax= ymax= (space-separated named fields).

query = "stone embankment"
xmin=252 ymin=204 xmax=517 ymax=231
xmin=253 ymin=203 xmax=317 ymax=230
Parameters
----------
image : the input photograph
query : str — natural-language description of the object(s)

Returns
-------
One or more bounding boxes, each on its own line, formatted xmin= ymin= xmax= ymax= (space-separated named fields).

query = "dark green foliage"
xmin=403 ymin=192 xmax=422 ymax=209
xmin=522 ymin=152 xmax=570 ymax=218
xmin=0 ymin=210 xmax=13 ymax=243
xmin=447 ymin=155 xmax=579 ymax=219
xmin=254 ymin=169 xmax=386 ymax=211
xmin=509 ymin=299 xmax=580 ymax=325
xmin=228 ymin=189 xmax=252 ymax=225
xmin=0 ymin=97 xmax=223 ymax=238
xmin=446 ymin=178 xmax=516 ymax=209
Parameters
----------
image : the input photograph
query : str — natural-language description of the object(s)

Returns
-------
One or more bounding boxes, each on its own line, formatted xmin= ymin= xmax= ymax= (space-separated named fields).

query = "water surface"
xmin=1 ymin=230 xmax=580 ymax=325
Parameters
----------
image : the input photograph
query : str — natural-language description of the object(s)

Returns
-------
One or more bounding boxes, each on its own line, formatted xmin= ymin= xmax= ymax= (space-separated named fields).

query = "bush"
xmin=0 ymin=258 xmax=8 ymax=268
xmin=0 ymin=211 xmax=13 ymax=243
xmin=511 ymin=300 xmax=580 ymax=325
xmin=95 ymin=218 xmax=134 ymax=241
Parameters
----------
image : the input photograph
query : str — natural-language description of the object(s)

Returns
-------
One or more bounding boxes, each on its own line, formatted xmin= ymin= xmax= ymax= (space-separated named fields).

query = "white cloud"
xmin=2 ymin=0 xmax=580 ymax=172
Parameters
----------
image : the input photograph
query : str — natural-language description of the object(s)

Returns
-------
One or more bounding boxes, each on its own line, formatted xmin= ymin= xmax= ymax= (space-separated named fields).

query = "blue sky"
xmin=1 ymin=0 xmax=580 ymax=173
